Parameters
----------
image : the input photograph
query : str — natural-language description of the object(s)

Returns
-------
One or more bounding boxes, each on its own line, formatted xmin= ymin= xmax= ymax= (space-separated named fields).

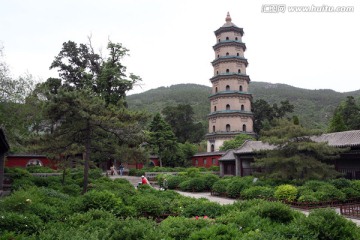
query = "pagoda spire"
xmin=225 ymin=12 xmax=232 ymax=23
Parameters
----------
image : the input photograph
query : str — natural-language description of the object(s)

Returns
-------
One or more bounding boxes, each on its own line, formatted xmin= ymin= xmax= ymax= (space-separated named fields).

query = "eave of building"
xmin=210 ymin=73 xmax=250 ymax=83
xmin=209 ymin=91 xmax=252 ymax=100
xmin=7 ymin=153 xmax=47 ymax=158
xmin=206 ymin=132 xmax=256 ymax=141
xmin=214 ymin=26 xmax=244 ymax=37
xmin=213 ymin=41 xmax=246 ymax=51
xmin=192 ymin=151 xmax=225 ymax=157
xmin=208 ymin=110 xmax=254 ymax=118
xmin=211 ymin=56 xmax=248 ymax=67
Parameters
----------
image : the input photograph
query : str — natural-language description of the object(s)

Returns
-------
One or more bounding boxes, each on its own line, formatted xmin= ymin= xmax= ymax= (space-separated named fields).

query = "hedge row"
xmin=167 ymin=173 xmax=360 ymax=203
xmin=1 ymin=168 xmax=359 ymax=239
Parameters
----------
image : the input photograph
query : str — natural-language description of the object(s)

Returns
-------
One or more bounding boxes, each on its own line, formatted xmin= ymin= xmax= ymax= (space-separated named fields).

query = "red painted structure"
xmin=191 ymin=151 xmax=225 ymax=168
xmin=5 ymin=154 xmax=57 ymax=169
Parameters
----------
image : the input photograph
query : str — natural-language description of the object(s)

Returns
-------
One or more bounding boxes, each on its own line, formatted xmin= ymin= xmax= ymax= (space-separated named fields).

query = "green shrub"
xmin=241 ymin=186 xmax=274 ymax=200
xmin=0 ymin=211 xmax=43 ymax=235
xmin=133 ymin=194 xmax=165 ymax=218
xmin=314 ymin=184 xmax=346 ymax=201
xmin=160 ymin=216 xmax=210 ymax=240
xmin=351 ymin=180 xmax=360 ymax=192
xmin=274 ymin=184 xmax=298 ymax=201
xmin=211 ymin=179 xmax=231 ymax=195
xmin=179 ymin=178 xmax=206 ymax=192
xmin=297 ymin=194 xmax=319 ymax=202
xmin=303 ymin=180 xmax=328 ymax=191
xmin=81 ymin=190 xmax=122 ymax=212
xmin=107 ymin=217 xmax=162 ymax=240
xmin=181 ymin=199 xmax=223 ymax=218
xmin=209 ymin=166 xmax=220 ymax=171
xmin=342 ymin=187 xmax=360 ymax=199
xmin=186 ymin=167 xmax=201 ymax=177
xmin=257 ymin=201 xmax=295 ymax=223
xmin=62 ymin=183 xmax=81 ymax=196
xmin=226 ymin=177 xmax=254 ymax=198
xmin=189 ymin=223 xmax=242 ymax=240
xmin=26 ymin=166 xmax=55 ymax=173
xmin=302 ymin=208 xmax=360 ymax=240
xmin=167 ymin=175 xmax=188 ymax=189
xmin=330 ymin=178 xmax=352 ymax=189
xmin=200 ymin=174 xmax=219 ymax=191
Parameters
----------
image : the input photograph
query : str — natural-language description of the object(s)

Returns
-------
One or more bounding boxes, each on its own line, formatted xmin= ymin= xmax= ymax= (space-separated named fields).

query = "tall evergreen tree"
xmin=253 ymin=119 xmax=342 ymax=181
xmin=328 ymin=96 xmax=360 ymax=132
xmin=148 ymin=113 xmax=177 ymax=167
xmin=33 ymin=39 xmax=147 ymax=193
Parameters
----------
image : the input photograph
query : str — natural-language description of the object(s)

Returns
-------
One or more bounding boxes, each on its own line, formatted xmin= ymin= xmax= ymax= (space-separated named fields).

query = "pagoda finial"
xmin=225 ymin=12 xmax=232 ymax=22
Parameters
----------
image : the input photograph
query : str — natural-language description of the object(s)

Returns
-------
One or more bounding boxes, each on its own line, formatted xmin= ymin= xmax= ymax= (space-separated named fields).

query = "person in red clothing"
xmin=141 ymin=175 xmax=149 ymax=185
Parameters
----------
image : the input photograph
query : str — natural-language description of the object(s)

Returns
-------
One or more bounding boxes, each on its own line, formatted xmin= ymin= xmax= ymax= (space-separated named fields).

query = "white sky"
xmin=1 ymin=0 xmax=359 ymax=94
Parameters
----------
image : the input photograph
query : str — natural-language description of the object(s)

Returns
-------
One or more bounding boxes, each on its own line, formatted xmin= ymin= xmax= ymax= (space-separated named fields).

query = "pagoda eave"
xmin=214 ymin=26 xmax=244 ymax=36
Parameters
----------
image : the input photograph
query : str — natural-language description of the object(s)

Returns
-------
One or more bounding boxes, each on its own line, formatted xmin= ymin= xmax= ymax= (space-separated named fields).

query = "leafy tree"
xmin=162 ymin=104 xmax=205 ymax=143
xmin=252 ymin=99 xmax=294 ymax=136
xmin=220 ymin=134 xmax=255 ymax=151
xmin=50 ymin=40 xmax=140 ymax=106
xmin=33 ymin=39 xmax=147 ymax=193
xmin=0 ymin=46 xmax=36 ymax=151
xmin=328 ymin=111 xmax=347 ymax=133
xmin=148 ymin=113 xmax=177 ymax=167
xmin=253 ymin=119 xmax=342 ymax=181
xmin=328 ymin=96 xmax=360 ymax=132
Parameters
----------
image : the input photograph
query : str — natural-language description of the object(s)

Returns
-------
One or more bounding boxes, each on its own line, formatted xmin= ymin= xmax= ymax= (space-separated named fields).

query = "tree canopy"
xmin=162 ymin=104 xmax=205 ymax=143
xmin=328 ymin=96 xmax=360 ymax=132
xmin=32 ymin=39 xmax=147 ymax=193
xmin=147 ymin=113 xmax=178 ymax=167
xmin=253 ymin=119 xmax=342 ymax=181
xmin=220 ymin=134 xmax=255 ymax=151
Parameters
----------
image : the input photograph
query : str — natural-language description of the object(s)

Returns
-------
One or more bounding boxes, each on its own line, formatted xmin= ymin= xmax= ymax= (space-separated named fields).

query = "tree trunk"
xmin=0 ymin=153 xmax=4 ymax=191
xmin=159 ymin=156 xmax=163 ymax=168
xmin=82 ymin=123 xmax=91 ymax=194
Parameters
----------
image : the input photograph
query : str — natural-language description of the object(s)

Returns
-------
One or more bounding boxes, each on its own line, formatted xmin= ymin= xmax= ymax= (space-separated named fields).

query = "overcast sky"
xmin=1 ymin=0 xmax=359 ymax=94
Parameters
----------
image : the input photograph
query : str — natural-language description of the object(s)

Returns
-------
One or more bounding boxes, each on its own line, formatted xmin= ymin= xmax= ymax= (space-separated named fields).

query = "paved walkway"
xmin=111 ymin=175 xmax=360 ymax=226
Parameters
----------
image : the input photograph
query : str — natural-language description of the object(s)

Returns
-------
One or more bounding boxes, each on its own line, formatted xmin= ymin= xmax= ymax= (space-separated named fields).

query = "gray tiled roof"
xmin=234 ymin=140 xmax=276 ymax=154
xmin=219 ymin=150 xmax=235 ymax=161
xmin=193 ymin=151 xmax=225 ymax=157
xmin=311 ymin=130 xmax=360 ymax=147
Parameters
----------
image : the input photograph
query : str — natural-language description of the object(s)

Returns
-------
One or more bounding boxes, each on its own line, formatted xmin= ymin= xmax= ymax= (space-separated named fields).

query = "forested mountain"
xmin=127 ymin=82 xmax=360 ymax=130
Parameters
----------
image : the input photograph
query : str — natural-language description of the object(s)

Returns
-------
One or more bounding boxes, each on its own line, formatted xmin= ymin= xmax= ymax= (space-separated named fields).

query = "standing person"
xmin=119 ymin=164 xmax=124 ymax=176
xmin=110 ymin=165 xmax=115 ymax=175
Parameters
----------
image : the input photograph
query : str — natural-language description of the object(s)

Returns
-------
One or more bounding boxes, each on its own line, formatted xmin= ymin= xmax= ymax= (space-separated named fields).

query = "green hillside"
xmin=127 ymin=82 xmax=360 ymax=129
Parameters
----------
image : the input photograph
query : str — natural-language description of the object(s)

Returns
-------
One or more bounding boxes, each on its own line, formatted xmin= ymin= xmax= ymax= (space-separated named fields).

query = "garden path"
xmin=110 ymin=175 xmax=360 ymax=226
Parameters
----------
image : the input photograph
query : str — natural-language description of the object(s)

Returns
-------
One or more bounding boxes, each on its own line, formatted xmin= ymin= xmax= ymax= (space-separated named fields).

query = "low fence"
xmin=340 ymin=204 xmax=360 ymax=219
xmin=145 ymin=171 xmax=220 ymax=181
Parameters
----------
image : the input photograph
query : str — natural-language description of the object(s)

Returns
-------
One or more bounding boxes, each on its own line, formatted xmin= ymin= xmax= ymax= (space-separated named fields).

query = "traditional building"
xmin=206 ymin=12 xmax=254 ymax=152
xmin=219 ymin=130 xmax=360 ymax=179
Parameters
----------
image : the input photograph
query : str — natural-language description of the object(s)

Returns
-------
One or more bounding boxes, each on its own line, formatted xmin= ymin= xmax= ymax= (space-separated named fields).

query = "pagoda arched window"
xmin=226 ymin=124 xmax=231 ymax=132
xmin=213 ymin=126 xmax=215 ymax=132
xmin=242 ymin=124 xmax=247 ymax=132
xmin=239 ymin=85 xmax=243 ymax=91
xmin=226 ymin=85 xmax=230 ymax=91
xmin=241 ymin=105 xmax=244 ymax=111
xmin=226 ymin=69 xmax=229 ymax=73
xmin=226 ymin=104 xmax=230 ymax=110
xmin=226 ymin=37 xmax=229 ymax=40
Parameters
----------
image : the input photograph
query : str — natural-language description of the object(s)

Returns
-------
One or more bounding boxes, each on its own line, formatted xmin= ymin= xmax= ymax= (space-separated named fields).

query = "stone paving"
xmin=110 ymin=175 xmax=360 ymax=226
